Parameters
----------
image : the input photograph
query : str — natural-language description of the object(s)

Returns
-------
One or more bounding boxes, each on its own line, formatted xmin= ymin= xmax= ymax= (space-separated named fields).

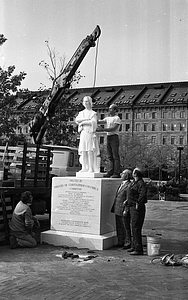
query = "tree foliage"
xmin=38 ymin=40 xmax=83 ymax=145
xmin=0 ymin=35 xmax=27 ymax=144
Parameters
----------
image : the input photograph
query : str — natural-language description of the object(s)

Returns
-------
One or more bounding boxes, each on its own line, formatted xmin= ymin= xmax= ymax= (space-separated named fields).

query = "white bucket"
xmin=147 ymin=235 xmax=161 ymax=256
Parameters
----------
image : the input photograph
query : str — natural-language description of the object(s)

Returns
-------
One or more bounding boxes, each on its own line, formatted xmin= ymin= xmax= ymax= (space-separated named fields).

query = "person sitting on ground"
xmin=9 ymin=191 xmax=40 ymax=249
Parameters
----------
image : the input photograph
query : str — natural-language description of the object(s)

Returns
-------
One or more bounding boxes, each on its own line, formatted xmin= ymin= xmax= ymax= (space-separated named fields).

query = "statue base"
xmin=41 ymin=230 xmax=117 ymax=250
xmin=41 ymin=177 xmax=121 ymax=250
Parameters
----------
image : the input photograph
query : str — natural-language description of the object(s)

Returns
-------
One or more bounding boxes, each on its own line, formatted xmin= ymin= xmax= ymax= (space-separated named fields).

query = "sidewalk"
xmin=0 ymin=200 xmax=188 ymax=300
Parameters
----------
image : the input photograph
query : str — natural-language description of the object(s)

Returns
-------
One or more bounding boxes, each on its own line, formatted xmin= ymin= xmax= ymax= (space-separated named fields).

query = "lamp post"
xmin=177 ymin=146 xmax=183 ymax=183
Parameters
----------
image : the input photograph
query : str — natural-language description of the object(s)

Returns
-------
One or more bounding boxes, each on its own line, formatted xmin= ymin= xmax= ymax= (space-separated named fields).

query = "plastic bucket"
xmin=147 ymin=235 xmax=161 ymax=256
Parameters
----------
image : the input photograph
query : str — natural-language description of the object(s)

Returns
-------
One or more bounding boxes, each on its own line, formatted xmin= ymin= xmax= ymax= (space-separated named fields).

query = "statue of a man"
xmin=75 ymin=96 xmax=99 ymax=173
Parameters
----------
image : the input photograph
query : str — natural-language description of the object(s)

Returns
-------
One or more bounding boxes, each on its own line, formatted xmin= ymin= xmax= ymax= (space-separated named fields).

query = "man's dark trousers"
xmin=130 ymin=205 xmax=146 ymax=253
xmin=107 ymin=134 xmax=120 ymax=176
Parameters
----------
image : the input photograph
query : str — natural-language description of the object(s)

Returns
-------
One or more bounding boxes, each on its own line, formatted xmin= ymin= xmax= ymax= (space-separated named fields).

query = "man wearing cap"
xmin=127 ymin=168 xmax=147 ymax=255
xmin=97 ymin=104 xmax=121 ymax=178
xmin=9 ymin=191 xmax=40 ymax=249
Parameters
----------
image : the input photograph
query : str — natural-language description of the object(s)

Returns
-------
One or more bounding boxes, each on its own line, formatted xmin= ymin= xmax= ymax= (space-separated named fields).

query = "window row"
xmin=135 ymin=111 xmax=185 ymax=119
xmin=17 ymin=126 xmax=29 ymax=134
xmin=134 ymin=123 xmax=186 ymax=132
xmin=100 ymin=111 xmax=186 ymax=121
xmin=99 ymin=135 xmax=185 ymax=146
xmin=151 ymin=136 xmax=185 ymax=145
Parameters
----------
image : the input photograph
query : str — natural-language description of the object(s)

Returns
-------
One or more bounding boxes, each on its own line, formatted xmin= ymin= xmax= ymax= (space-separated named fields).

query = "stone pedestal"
xmin=41 ymin=177 xmax=121 ymax=250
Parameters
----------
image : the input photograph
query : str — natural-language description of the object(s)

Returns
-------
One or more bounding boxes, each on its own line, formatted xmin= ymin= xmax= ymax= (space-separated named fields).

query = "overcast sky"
xmin=1 ymin=0 xmax=188 ymax=91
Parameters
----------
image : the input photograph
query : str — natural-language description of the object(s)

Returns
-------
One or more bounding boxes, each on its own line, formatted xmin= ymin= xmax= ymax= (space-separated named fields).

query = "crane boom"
xmin=30 ymin=25 xmax=101 ymax=144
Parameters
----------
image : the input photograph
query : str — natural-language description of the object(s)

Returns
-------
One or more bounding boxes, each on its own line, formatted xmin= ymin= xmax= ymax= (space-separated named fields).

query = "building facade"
xmin=14 ymin=81 xmax=188 ymax=149
xmin=67 ymin=81 xmax=188 ymax=149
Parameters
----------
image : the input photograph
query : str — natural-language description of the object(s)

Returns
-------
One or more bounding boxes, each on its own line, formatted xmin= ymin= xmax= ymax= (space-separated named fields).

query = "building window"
xmin=163 ymin=124 xmax=168 ymax=131
xmin=99 ymin=136 xmax=104 ymax=144
xmin=125 ymin=113 xmax=130 ymax=120
xmin=143 ymin=112 xmax=149 ymax=119
xmin=119 ymin=124 xmax=122 ymax=131
xmin=171 ymin=123 xmax=176 ymax=131
xmin=171 ymin=111 xmax=176 ymax=119
xmin=163 ymin=112 xmax=168 ymax=119
xmin=135 ymin=112 xmax=141 ymax=119
xmin=171 ymin=136 xmax=175 ymax=145
xmin=144 ymin=123 xmax=148 ymax=131
xmin=152 ymin=124 xmax=156 ymax=131
xmin=125 ymin=124 xmax=130 ymax=131
xmin=151 ymin=136 xmax=156 ymax=144
xmin=143 ymin=136 xmax=148 ymax=141
xmin=152 ymin=112 xmax=157 ymax=119
xmin=118 ymin=113 xmax=122 ymax=120
xmin=18 ymin=127 xmax=22 ymax=134
xmin=179 ymin=136 xmax=184 ymax=145
xmin=180 ymin=111 xmax=185 ymax=118
xmin=180 ymin=123 xmax=185 ymax=131
xmin=162 ymin=136 xmax=168 ymax=145
xmin=135 ymin=123 xmax=141 ymax=131
xmin=100 ymin=113 xmax=105 ymax=119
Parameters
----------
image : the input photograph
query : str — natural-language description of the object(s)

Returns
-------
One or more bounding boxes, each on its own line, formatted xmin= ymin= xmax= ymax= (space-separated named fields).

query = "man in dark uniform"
xmin=127 ymin=168 xmax=147 ymax=255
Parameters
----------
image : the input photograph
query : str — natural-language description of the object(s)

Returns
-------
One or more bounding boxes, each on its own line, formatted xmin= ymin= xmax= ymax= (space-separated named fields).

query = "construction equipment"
xmin=29 ymin=25 xmax=101 ymax=144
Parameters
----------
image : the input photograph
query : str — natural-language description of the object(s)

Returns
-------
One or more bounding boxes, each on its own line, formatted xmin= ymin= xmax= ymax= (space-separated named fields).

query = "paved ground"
xmin=0 ymin=200 xmax=188 ymax=300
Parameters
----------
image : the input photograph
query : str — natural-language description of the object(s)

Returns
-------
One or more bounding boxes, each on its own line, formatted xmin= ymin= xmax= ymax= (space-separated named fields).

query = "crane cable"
xmin=93 ymin=37 xmax=100 ymax=88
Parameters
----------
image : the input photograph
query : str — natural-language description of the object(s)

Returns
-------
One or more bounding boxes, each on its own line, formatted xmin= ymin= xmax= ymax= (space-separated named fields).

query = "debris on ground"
xmin=56 ymin=251 xmax=98 ymax=262
xmin=151 ymin=253 xmax=188 ymax=268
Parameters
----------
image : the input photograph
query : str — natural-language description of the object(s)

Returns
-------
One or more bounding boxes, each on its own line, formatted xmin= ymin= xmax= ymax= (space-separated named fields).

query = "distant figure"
xmin=97 ymin=104 xmax=121 ymax=178
xmin=75 ymin=96 xmax=100 ymax=172
xmin=159 ymin=182 xmax=166 ymax=201
xmin=9 ymin=191 xmax=40 ymax=249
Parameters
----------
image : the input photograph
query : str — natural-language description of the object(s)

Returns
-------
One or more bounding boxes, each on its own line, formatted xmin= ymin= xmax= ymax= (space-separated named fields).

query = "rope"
xmin=151 ymin=254 xmax=188 ymax=268
xmin=93 ymin=37 xmax=100 ymax=88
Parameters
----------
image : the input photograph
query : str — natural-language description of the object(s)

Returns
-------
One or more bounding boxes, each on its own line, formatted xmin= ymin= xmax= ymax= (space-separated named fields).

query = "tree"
xmin=38 ymin=40 xmax=83 ymax=146
xmin=120 ymin=134 xmax=153 ymax=170
xmin=0 ymin=35 xmax=27 ymax=145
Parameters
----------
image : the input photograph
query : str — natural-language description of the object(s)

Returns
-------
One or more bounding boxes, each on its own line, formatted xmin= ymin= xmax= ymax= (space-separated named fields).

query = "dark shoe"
xmin=9 ymin=235 xmax=18 ymax=249
xmin=122 ymin=244 xmax=131 ymax=250
xmin=110 ymin=174 xmax=121 ymax=178
xmin=127 ymin=248 xmax=135 ymax=252
xmin=129 ymin=251 xmax=143 ymax=255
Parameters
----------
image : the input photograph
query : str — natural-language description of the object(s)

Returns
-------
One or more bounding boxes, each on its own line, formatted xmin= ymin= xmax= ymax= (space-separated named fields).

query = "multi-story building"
xmin=14 ymin=81 xmax=188 ymax=149
xmin=67 ymin=81 xmax=188 ymax=149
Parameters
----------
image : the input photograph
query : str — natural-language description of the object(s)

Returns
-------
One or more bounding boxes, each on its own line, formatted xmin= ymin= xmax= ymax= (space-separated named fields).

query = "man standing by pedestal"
xmin=97 ymin=104 xmax=121 ymax=178
xmin=127 ymin=168 xmax=147 ymax=255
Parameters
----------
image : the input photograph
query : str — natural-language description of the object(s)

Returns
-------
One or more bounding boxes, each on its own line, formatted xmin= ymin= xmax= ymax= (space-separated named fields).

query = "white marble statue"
xmin=75 ymin=96 xmax=100 ymax=173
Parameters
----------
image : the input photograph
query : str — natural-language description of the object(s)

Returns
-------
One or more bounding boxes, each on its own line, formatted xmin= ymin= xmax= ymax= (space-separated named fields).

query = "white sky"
xmin=1 ymin=0 xmax=188 ymax=91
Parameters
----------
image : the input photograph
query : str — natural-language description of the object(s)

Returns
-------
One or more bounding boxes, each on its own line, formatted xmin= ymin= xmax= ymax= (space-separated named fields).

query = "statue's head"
xmin=83 ymin=96 xmax=93 ymax=108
